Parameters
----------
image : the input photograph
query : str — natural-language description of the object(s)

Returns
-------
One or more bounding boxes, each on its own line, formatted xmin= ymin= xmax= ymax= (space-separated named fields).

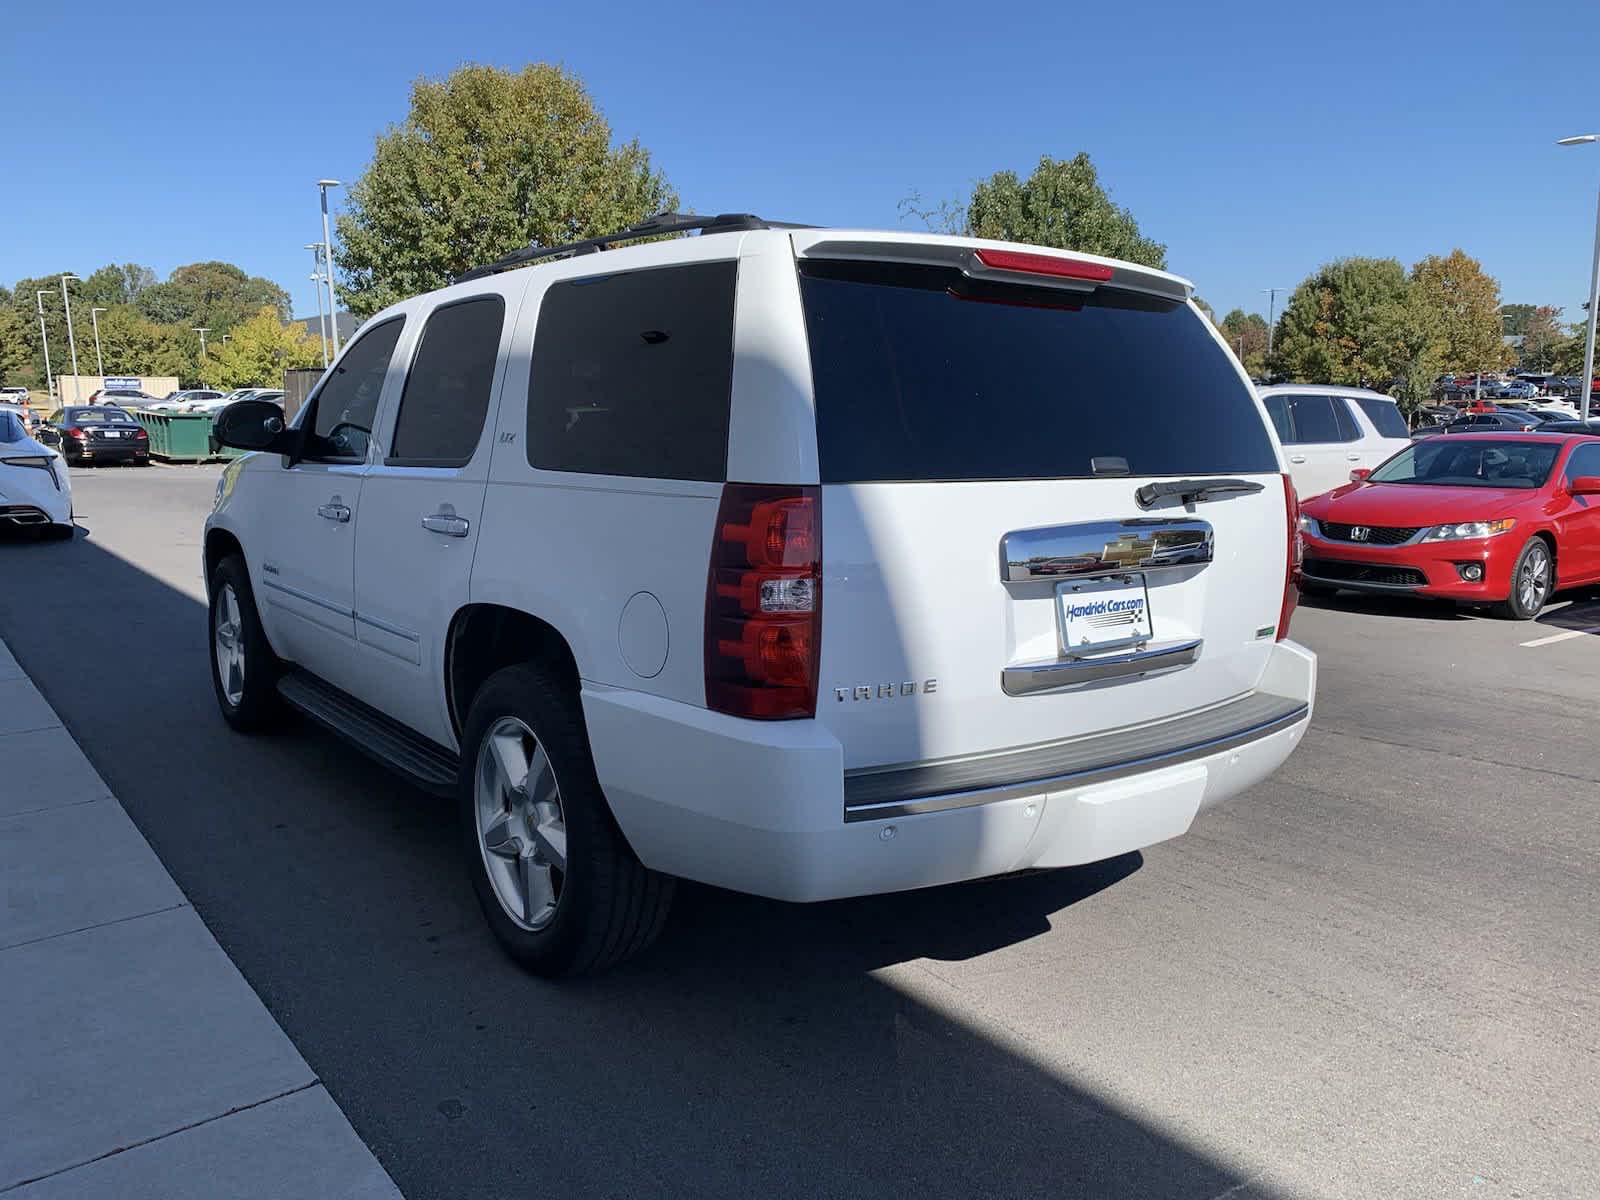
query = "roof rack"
xmin=453 ymin=211 xmax=803 ymax=283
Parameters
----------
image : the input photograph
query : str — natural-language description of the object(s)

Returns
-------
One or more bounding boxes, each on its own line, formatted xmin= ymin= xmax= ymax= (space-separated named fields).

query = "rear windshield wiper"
xmin=1135 ymin=477 xmax=1265 ymax=509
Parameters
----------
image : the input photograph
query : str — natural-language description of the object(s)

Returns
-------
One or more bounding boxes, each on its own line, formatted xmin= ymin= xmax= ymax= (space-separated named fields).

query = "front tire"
xmin=208 ymin=554 xmax=284 ymax=729
xmin=459 ymin=664 xmax=673 ymax=976
xmin=1495 ymin=537 xmax=1553 ymax=620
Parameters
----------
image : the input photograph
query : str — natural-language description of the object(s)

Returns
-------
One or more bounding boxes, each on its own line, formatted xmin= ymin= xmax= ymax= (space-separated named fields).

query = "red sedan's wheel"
xmin=1496 ymin=538 xmax=1552 ymax=620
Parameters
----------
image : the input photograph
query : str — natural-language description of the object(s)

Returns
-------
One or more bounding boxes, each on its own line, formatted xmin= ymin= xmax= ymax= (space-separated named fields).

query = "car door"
xmin=254 ymin=317 xmax=407 ymax=692
xmin=349 ymin=290 xmax=514 ymax=746
xmin=1281 ymin=393 xmax=1359 ymax=498
xmin=1554 ymin=442 xmax=1600 ymax=583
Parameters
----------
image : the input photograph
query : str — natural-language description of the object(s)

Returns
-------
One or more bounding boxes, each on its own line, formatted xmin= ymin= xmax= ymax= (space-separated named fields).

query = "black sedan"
xmin=1443 ymin=411 xmax=1542 ymax=434
xmin=38 ymin=406 xmax=150 ymax=465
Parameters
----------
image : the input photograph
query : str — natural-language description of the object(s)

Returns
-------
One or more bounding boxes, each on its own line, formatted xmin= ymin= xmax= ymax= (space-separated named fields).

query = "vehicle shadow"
xmin=0 ymin=530 xmax=1278 ymax=1200
xmin=1298 ymin=588 xmax=1471 ymax=621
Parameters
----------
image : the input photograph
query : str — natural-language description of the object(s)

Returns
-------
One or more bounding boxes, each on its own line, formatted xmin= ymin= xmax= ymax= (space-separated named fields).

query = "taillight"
xmin=972 ymin=247 xmax=1115 ymax=282
xmin=133 ymin=427 xmax=148 ymax=441
xmin=705 ymin=483 xmax=822 ymax=719
xmin=1277 ymin=474 xmax=1301 ymax=640
xmin=66 ymin=426 xmax=85 ymax=440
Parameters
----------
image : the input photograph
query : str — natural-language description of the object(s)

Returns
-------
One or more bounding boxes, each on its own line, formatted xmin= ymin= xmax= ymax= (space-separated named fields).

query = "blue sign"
xmin=104 ymin=376 xmax=140 ymax=390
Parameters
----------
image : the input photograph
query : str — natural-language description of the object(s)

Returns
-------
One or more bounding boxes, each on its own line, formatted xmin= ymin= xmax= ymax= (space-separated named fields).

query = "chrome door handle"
xmin=1346 ymin=453 xmax=1362 ymax=461
xmin=1289 ymin=454 xmax=1308 ymax=464
xmin=422 ymin=513 xmax=470 ymax=537
xmin=317 ymin=503 xmax=351 ymax=523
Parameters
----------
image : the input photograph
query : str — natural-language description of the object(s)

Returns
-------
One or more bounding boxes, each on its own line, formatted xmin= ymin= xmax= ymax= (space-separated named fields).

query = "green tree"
xmin=1270 ymin=256 xmax=1443 ymax=413
xmin=964 ymin=153 xmax=1166 ymax=268
xmin=204 ymin=307 xmax=323 ymax=389
xmin=1500 ymin=303 xmax=1536 ymax=336
xmin=335 ymin=63 xmax=677 ymax=317
xmin=1518 ymin=305 xmax=1564 ymax=372
xmin=90 ymin=305 xmax=196 ymax=383
xmin=1410 ymin=250 xmax=1509 ymax=373
xmin=1219 ymin=309 xmax=1270 ymax=376
xmin=0 ymin=307 xmax=29 ymax=383
xmin=1551 ymin=323 xmax=1591 ymax=374
xmin=136 ymin=261 xmax=291 ymax=331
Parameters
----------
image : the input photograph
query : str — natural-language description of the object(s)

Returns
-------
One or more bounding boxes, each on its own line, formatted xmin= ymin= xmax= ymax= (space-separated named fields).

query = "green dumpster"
xmin=131 ymin=411 xmax=218 ymax=463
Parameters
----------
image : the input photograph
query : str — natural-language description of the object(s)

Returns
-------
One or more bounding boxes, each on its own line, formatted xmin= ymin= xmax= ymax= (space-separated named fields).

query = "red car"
xmin=1299 ymin=432 xmax=1600 ymax=619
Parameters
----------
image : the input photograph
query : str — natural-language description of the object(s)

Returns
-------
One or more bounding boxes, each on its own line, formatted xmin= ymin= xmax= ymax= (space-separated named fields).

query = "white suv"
xmin=207 ymin=213 xmax=1316 ymax=975
xmin=1258 ymin=385 xmax=1412 ymax=499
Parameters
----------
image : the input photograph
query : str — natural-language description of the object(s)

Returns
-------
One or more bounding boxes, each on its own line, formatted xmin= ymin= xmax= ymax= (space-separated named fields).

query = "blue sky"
xmin=4 ymin=0 xmax=1599 ymax=324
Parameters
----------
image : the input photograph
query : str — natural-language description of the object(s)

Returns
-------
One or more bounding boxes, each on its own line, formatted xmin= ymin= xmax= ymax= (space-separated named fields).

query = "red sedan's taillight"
xmin=705 ymin=483 xmax=822 ymax=719
xmin=1278 ymin=474 xmax=1301 ymax=640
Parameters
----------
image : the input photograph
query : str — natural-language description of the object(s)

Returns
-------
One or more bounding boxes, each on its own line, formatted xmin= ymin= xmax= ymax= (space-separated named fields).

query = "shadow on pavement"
xmin=1298 ymin=588 xmax=1469 ymax=621
xmin=0 ymin=529 xmax=1276 ymax=1200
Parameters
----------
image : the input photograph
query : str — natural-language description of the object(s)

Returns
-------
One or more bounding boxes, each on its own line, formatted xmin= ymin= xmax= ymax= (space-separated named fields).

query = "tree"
xmin=1219 ymin=309 xmax=1270 ymax=376
xmin=1500 ymin=303 xmax=1536 ymax=336
xmin=0 ymin=307 xmax=28 ymax=383
xmin=90 ymin=305 xmax=196 ymax=383
xmin=964 ymin=154 xmax=1166 ymax=269
xmin=1269 ymin=257 xmax=1445 ymax=414
xmin=1192 ymin=296 xmax=1216 ymax=323
xmin=1410 ymin=250 xmax=1509 ymax=373
xmin=136 ymin=262 xmax=291 ymax=331
xmin=335 ymin=63 xmax=677 ymax=317
xmin=1519 ymin=305 xmax=1564 ymax=372
xmin=204 ymin=307 xmax=323 ymax=389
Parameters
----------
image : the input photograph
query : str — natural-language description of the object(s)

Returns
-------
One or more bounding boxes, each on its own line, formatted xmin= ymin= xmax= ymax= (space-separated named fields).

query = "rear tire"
xmin=458 ymin=664 xmax=673 ymax=976
xmin=1495 ymin=537 xmax=1552 ymax=620
xmin=207 ymin=554 xmax=284 ymax=730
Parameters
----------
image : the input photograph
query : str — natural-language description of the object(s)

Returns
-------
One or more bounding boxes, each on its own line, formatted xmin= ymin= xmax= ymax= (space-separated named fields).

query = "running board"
xmin=276 ymin=669 xmax=460 ymax=795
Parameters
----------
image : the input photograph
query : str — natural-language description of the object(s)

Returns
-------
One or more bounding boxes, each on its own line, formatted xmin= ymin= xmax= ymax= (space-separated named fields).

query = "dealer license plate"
xmin=1056 ymin=574 xmax=1152 ymax=657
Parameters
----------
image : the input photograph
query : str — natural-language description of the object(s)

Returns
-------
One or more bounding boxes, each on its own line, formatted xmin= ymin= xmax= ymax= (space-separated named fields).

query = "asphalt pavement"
xmin=1 ymin=461 xmax=1597 ymax=1200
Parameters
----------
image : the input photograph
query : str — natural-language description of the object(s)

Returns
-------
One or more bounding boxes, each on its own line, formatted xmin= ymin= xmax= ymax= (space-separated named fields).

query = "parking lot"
xmin=3 ymin=462 xmax=1600 ymax=1199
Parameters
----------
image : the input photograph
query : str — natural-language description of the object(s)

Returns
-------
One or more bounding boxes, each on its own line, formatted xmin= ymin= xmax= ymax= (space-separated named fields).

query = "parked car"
xmin=1520 ymin=419 xmax=1599 ymax=434
xmin=0 ymin=408 xmax=72 ymax=538
xmin=1491 ymin=380 xmax=1538 ymax=400
xmin=205 ymin=214 xmax=1317 ymax=975
xmin=161 ymin=389 xmax=226 ymax=409
xmin=1445 ymin=411 xmax=1541 ymax=434
xmin=1257 ymin=385 xmax=1411 ymax=499
xmin=37 ymin=405 xmax=150 ymax=465
xmin=86 ymin=388 xmax=162 ymax=409
xmin=189 ymin=388 xmax=284 ymax=415
xmin=1301 ymin=433 xmax=1600 ymax=618
xmin=0 ymin=386 xmax=30 ymax=409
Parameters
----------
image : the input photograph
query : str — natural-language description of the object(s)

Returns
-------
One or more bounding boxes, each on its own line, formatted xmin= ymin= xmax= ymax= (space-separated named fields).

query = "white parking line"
xmin=1521 ymin=629 xmax=1596 ymax=647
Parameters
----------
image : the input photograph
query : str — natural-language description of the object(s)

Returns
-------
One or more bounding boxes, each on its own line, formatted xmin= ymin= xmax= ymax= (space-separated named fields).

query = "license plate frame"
xmin=1055 ymin=573 xmax=1153 ymax=658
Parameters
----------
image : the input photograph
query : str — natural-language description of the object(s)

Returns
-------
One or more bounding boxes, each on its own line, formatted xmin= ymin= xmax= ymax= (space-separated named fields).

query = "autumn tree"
xmin=1219 ymin=309 xmax=1269 ymax=376
xmin=335 ymin=63 xmax=676 ymax=317
xmin=1410 ymin=250 xmax=1509 ymax=373
xmin=964 ymin=153 xmax=1166 ymax=268
xmin=1518 ymin=305 xmax=1564 ymax=372
xmin=204 ymin=306 xmax=323 ymax=389
xmin=1500 ymin=303 xmax=1536 ymax=336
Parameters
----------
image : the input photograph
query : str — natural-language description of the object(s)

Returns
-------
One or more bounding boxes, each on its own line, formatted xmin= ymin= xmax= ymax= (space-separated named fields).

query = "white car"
xmin=0 ymin=408 xmax=72 ymax=538
xmin=1258 ymin=385 xmax=1413 ymax=499
xmin=206 ymin=214 xmax=1316 ymax=975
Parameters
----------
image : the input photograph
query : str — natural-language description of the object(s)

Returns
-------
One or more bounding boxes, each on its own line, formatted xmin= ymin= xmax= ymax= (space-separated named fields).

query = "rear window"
xmin=69 ymin=408 xmax=133 ymax=423
xmin=0 ymin=412 xmax=24 ymax=441
xmin=526 ymin=261 xmax=736 ymax=481
xmin=1353 ymin=396 xmax=1408 ymax=438
xmin=796 ymin=260 xmax=1276 ymax=482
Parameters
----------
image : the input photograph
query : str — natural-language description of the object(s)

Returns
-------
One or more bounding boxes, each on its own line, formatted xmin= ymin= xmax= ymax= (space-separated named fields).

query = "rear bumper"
xmin=583 ymin=639 xmax=1316 ymax=902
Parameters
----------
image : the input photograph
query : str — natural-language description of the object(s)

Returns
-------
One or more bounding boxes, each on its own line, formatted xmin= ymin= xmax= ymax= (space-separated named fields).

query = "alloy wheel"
xmin=213 ymin=583 xmax=245 ymax=706
xmin=474 ymin=716 xmax=567 ymax=931
xmin=1518 ymin=544 xmax=1550 ymax=613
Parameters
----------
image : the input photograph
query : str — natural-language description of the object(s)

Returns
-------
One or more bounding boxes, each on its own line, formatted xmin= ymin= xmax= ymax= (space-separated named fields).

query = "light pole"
xmin=90 ymin=308 xmax=106 ymax=378
xmin=1558 ymin=134 xmax=1600 ymax=423
xmin=317 ymin=180 xmax=341 ymax=357
xmin=60 ymin=274 xmax=81 ymax=403
xmin=1262 ymin=287 xmax=1289 ymax=362
xmin=306 ymin=243 xmax=329 ymax=366
xmin=35 ymin=290 xmax=56 ymax=402
xmin=193 ymin=327 xmax=211 ymax=388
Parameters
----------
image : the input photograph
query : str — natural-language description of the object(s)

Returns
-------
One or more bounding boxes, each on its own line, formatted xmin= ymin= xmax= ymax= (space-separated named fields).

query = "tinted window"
xmin=527 ymin=262 xmax=736 ymax=481
xmin=1565 ymin=443 xmax=1600 ymax=481
xmin=1369 ymin=439 xmax=1558 ymax=488
xmin=1353 ymin=396 xmax=1408 ymax=438
xmin=1263 ymin=394 xmax=1291 ymax=442
xmin=1285 ymin=395 xmax=1347 ymax=444
xmin=66 ymin=408 xmax=133 ymax=424
xmin=390 ymin=296 xmax=504 ymax=466
xmin=307 ymin=317 xmax=405 ymax=461
xmin=0 ymin=412 xmax=23 ymax=441
xmin=798 ymin=260 xmax=1275 ymax=481
xmin=1333 ymin=398 xmax=1362 ymax=441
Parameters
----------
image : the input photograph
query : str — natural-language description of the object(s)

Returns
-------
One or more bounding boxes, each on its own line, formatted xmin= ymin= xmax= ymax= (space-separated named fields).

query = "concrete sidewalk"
xmin=0 ymin=634 xmax=400 ymax=1198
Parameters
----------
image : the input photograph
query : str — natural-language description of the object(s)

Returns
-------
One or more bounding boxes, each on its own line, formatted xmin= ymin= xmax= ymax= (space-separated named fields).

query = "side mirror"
xmin=1349 ymin=468 xmax=1372 ymax=481
xmin=214 ymin=399 xmax=296 ymax=454
xmin=1569 ymin=475 xmax=1600 ymax=496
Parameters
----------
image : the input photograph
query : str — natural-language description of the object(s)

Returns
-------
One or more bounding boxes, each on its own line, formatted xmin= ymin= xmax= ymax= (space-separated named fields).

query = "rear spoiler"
xmin=790 ymin=231 xmax=1193 ymax=304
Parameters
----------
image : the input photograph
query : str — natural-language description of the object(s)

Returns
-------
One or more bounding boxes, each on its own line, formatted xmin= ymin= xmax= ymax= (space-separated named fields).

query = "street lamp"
xmin=60 ymin=274 xmax=81 ymax=403
xmin=1262 ymin=287 xmax=1289 ymax=362
xmin=90 ymin=308 xmax=106 ymax=378
xmin=306 ymin=243 xmax=329 ymax=366
xmin=1558 ymin=133 xmax=1600 ymax=423
xmin=35 ymin=290 xmax=56 ymax=402
xmin=317 ymin=180 xmax=341 ymax=357
xmin=193 ymin=327 xmax=211 ymax=388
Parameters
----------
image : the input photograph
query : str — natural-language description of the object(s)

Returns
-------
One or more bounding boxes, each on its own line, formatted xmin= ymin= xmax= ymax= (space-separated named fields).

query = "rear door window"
xmin=388 ymin=296 xmax=504 ymax=466
xmin=526 ymin=261 xmax=736 ymax=481
xmin=1352 ymin=396 xmax=1409 ymax=438
xmin=1263 ymin=394 xmax=1292 ymax=442
xmin=796 ymin=259 xmax=1276 ymax=481
xmin=1284 ymin=395 xmax=1348 ymax=445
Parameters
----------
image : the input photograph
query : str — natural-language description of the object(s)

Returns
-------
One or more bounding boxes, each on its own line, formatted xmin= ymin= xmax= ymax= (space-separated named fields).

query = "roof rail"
xmin=453 ymin=211 xmax=802 ymax=283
